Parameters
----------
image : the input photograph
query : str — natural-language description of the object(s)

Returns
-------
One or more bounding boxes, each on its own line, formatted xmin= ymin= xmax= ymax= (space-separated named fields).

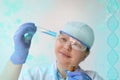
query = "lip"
xmin=59 ymin=51 xmax=71 ymax=58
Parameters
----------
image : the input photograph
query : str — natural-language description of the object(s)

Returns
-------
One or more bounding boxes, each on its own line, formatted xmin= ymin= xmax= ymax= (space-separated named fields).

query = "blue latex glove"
xmin=66 ymin=70 xmax=92 ymax=80
xmin=10 ymin=23 xmax=37 ymax=64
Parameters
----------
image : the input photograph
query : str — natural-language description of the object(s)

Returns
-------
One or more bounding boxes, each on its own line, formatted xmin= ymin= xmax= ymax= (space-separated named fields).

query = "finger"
xmin=66 ymin=72 xmax=82 ymax=77
xmin=15 ymin=23 xmax=37 ymax=37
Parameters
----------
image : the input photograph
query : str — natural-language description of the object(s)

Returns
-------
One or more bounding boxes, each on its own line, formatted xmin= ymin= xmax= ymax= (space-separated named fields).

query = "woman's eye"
xmin=61 ymin=38 xmax=67 ymax=41
xmin=73 ymin=43 xmax=81 ymax=48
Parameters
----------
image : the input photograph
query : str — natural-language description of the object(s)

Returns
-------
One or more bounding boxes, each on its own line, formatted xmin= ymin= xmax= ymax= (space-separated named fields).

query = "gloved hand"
xmin=10 ymin=23 xmax=37 ymax=64
xmin=66 ymin=70 xmax=92 ymax=80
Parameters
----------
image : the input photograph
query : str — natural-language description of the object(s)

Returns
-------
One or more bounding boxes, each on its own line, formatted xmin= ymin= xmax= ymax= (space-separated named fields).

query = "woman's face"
xmin=55 ymin=33 xmax=89 ymax=69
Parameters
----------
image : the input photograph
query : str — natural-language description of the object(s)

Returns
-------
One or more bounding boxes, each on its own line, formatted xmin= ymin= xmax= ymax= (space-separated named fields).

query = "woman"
xmin=0 ymin=21 xmax=103 ymax=80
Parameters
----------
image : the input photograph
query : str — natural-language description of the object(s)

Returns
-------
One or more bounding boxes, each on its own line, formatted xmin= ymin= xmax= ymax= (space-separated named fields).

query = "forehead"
xmin=59 ymin=33 xmax=79 ymax=42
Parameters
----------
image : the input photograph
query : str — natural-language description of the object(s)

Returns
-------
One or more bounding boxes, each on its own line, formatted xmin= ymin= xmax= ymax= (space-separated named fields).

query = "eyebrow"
xmin=59 ymin=34 xmax=80 ymax=43
xmin=58 ymin=34 xmax=69 ymax=38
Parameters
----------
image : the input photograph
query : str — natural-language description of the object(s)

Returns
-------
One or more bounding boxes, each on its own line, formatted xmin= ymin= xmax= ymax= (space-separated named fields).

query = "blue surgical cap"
xmin=60 ymin=21 xmax=94 ymax=49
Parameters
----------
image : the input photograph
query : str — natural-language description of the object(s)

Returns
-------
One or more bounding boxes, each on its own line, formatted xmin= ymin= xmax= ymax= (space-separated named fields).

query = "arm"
xmin=0 ymin=23 xmax=37 ymax=80
xmin=0 ymin=61 xmax=22 ymax=80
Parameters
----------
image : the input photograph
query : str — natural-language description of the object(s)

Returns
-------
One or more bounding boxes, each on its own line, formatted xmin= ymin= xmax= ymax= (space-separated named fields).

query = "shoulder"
xmin=84 ymin=70 xmax=104 ymax=80
xmin=25 ymin=64 xmax=54 ymax=74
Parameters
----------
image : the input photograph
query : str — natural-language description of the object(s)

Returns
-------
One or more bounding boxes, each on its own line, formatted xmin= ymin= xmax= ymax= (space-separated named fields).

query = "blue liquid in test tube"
xmin=39 ymin=27 xmax=57 ymax=37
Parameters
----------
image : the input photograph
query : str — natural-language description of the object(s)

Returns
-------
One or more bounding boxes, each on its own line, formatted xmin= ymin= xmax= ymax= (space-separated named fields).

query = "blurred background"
xmin=0 ymin=0 xmax=120 ymax=80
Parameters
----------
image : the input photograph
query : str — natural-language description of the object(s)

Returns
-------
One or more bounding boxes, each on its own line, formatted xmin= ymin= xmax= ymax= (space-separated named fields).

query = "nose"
xmin=63 ymin=42 xmax=72 ymax=51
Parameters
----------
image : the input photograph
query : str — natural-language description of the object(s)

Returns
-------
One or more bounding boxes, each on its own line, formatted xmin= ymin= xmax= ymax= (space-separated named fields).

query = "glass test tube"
xmin=38 ymin=27 xmax=57 ymax=37
xmin=24 ymin=27 xmax=57 ymax=43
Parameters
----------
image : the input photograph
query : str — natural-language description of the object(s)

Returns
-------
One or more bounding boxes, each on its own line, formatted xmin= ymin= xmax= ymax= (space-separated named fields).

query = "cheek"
xmin=71 ymin=52 xmax=86 ymax=64
xmin=54 ymin=41 xmax=61 ymax=55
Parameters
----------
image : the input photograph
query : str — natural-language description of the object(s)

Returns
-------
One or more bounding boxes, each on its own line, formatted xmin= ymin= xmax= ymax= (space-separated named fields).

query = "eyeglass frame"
xmin=57 ymin=33 xmax=89 ymax=52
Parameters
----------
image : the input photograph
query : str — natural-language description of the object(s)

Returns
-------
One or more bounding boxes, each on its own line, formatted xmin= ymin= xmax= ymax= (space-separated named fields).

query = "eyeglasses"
xmin=57 ymin=34 xmax=87 ymax=51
